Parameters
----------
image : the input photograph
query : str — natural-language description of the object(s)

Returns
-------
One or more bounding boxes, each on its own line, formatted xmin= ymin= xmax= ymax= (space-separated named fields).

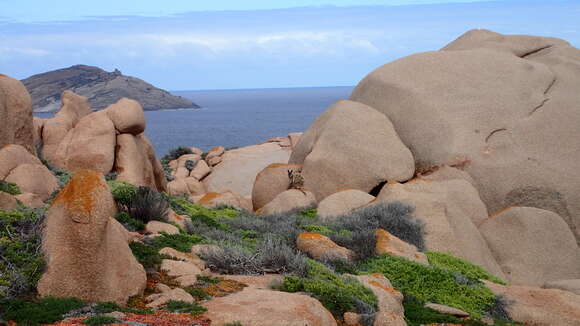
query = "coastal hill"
xmin=21 ymin=65 xmax=199 ymax=112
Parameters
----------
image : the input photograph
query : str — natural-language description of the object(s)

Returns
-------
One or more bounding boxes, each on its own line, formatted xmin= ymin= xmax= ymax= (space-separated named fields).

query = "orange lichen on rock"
xmin=298 ymin=232 xmax=327 ymax=240
xmin=369 ymin=280 xmax=400 ymax=295
xmin=197 ymin=192 xmax=220 ymax=204
xmin=267 ymin=163 xmax=302 ymax=169
xmin=53 ymin=169 xmax=105 ymax=223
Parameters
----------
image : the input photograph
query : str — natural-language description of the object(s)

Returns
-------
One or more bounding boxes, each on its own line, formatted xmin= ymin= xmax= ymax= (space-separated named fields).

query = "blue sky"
xmin=1 ymin=0 xmax=579 ymax=90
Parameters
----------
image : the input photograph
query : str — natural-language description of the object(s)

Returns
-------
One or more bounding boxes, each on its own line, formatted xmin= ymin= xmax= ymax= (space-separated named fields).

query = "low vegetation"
xmin=426 ymin=251 xmax=508 ymax=285
xmin=83 ymin=315 xmax=119 ymax=326
xmin=164 ymin=300 xmax=207 ymax=315
xmin=0 ymin=296 xmax=85 ymax=326
xmin=0 ymin=180 xmax=21 ymax=195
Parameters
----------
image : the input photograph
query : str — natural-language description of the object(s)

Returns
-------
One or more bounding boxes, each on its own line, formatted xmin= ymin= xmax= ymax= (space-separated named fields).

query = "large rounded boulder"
xmin=252 ymin=163 xmax=303 ymax=211
xmin=38 ymin=170 xmax=146 ymax=304
xmin=479 ymin=207 xmax=580 ymax=286
xmin=0 ymin=74 xmax=34 ymax=153
xmin=289 ymin=100 xmax=414 ymax=201
xmin=351 ymin=29 xmax=580 ymax=243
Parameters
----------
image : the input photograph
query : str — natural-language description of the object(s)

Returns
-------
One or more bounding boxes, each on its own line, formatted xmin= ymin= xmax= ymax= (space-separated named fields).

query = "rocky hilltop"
xmin=21 ymin=65 xmax=199 ymax=112
xmin=2 ymin=29 xmax=580 ymax=326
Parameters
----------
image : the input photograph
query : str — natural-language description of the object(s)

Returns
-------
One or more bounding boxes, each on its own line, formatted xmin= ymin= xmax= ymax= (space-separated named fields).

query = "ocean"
xmin=35 ymin=86 xmax=354 ymax=156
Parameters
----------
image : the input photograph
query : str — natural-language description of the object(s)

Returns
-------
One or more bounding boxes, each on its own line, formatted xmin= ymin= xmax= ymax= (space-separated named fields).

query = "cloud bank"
xmin=1 ymin=1 xmax=579 ymax=89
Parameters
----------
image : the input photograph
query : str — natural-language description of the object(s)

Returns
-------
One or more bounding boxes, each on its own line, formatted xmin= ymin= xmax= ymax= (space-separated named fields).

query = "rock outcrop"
xmin=38 ymin=170 xmax=146 ymax=304
xmin=289 ymin=100 xmax=414 ymax=201
xmin=252 ymin=163 xmax=303 ymax=211
xmin=317 ymin=189 xmax=375 ymax=220
xmin=479 ymin=207 xmax=580 ymax=285
xmin=296 ymin=232 xmax=355 ymax=262
xmin=22 ymin=65 xmax=198 ymax=111
xmin=258 ymin=189 xmax=316 ymax=215
xmin=351 ymin=29 xmax=580 ymax=243
xmin=0 ymin=74 xmax=34 ymax=153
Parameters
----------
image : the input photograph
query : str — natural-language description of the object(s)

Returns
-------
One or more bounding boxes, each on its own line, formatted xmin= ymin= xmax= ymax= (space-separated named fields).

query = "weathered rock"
xmin=318 ymin=189 xmax=375 ymax=220
xmin=38 ymin=170 xmax=146 ymax=304
xmin=159 ymin=247 xmax=206 ymax=270
xmin=166 ymin=209 xmax=189 ymax=230
xmin=198 ymin=191 xmax=252 ymax=211
xmin=190 ymin=147 xmax=203 ymax=155
xmin=145 ymin=221 xmax=179 ymax=235
xmin=425 ymin=303 xmax=470 ymax=317
xmin=207 ymin=156 xmax=222 ymax=167
xmin=114 ymin=133 xmax=165 ymax=191
xmin=5 ymin=163 xmax=58 ymax=201
xmin=184 ymin=177 xmax=206 ymax=196
xmin=0 ymin=144 xmax=43 ymax=180
xmin=479 ymin=207 xmax=580 ymax=286
xmin=375 ymin=229 xmax=428 ymax=265
xmin=288 ymin=132 xmax=303 ymax=150
xmin=146 ymin=286 xmax=194 ymax=308
xmin=355 ymin=274 xmax=406 ymax=326
xmin=205 ymin=146 xmax=225 ymax=161
xmin=204 ymin=142 xmax=291 ymax=197
xmin=289 ymin=100 xmax=414 ymax=201
xmin=203 ymin=287 xmax=337 ymax=326
xmin=544 ymin=279 xmax=580 ymax=295
xmin=296 ymin=232 xmax=355 ymax=262
xmin=140 ymin=135 xmax=167 ymax=192
xmin=105 ymin=98 xmax=145 ymax=135
xmin=160 ymin=259 xmax=203 ymax=287
xmin=64 ymin=110 xmax=116 ymax=174
xmin=41 ymin=91 xmax=91 ymax=166
xmin=258 ymin=189 xmax=316 ymax=215
xmin=351 ymin=29 xmax=580 ymax=243
xmin=252 ymin=163 xmax=303 ymax=211
xmin=0 ymin=74 xmax=34 ymax=152
xmin=32 ymin=117 xmax=45 ymax=150
xmin=343 ymin=312 xmax=361 ymax=326
xmin=0 ymin=192 xmax=17 ymax=210
xmin=14 ymin=193 xmax=45 ymax=208
xmin=190 ymin=159 xmax=211 ymax=181
xmin=486 ymin=281 xmax=580 ymax=326
xmin=376 ymin=179 xmax=505 ymax=279
xmin=166 ymin=179 xmax=190 ymax=196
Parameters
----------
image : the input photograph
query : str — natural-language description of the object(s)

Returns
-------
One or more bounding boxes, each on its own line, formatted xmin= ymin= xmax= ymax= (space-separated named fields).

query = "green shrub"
xmin=0 ymin=297 xmax=85 ymax=325
xmin=0 ymin=208 xmax=45 ymax=299
xmin=299 ymin=208 xmax=318 ymax=219
xmin=129 ymin=241 xmax=167 ymax=269
xmin=108 ymin=181 xmax=138 ymax=207
xmin=166 ymin=195 xmax=237 ymax=229
xmin=164 ymin=300 xmax=207 ymax=315
xmin=197 ymin=275 xmax=220 ymax=284
xmin=426 ymin=251 xmax=507 ymax=285
xmin=403 ymin=295 xmax=463 ymax=326
xmin=281 ymin=260 xmax=377 ymax=318
xmin=162 ymin=146 xmax=193 ymax=162
xmin=83 ymin=315 xmax=118 ymax=326
xmin=114 ymin=212 xmax=145 ymax=232
xmin=0 ymin=180 xmax=21 ymax=195
xmin=148 ymin=232 xmax=204 ymax=253
xmin=359 ymin=255 xmax=496 ymax=318
xmin=302 ymin=224 xmax=334 ymax=235
xmin=124 ymin=186 xmax=169 ymax=223
xmin=326 ymin=202 xmax=424 ymax=261
xmin=186 ymin=287 xmax=210 ymax=300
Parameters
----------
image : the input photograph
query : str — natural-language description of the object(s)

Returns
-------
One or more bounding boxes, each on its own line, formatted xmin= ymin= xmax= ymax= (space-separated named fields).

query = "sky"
xmin=1 ymin=0 xmax=579 ymax=90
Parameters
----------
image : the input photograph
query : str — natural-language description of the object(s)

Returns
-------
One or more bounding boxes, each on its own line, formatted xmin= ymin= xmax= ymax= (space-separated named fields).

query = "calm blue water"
xmin=35 ymin=86 xmax=353 ymax=156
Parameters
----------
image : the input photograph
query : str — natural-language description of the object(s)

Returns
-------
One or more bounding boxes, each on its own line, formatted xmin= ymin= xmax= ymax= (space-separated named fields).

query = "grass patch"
xmin=83 ymin=315 xmax=118 ymax=326
xmin=114 ymin=212 xmax=145 ymax=232
xmin=129 ymin=242 xmax=169 ymax=269
xmin=166 ymin=195 xmax=238 ymax=229
xmin=426 ymin=251 xmax=507 ymax=285
xmin=359 ymin=254 xmax=495 ymax=318
xmin=0 ymin=297 xmax=85 ymax=325
xmin=164 ymin=300 xmax=207 ymax=315
xmin=281 ymin=259 xmax=377 ymax=320
xmin=299 ymin=208 xmax=318 ymax=219
xmin=148 ymin=232 xmax=204 ymax=253
xmin=0 ymin=180 xmax=21 ymax=195
xmin=94 ymin=301 xmax=152 ymax=314
xmin=108 ymin=180 xmax=138 ymax=207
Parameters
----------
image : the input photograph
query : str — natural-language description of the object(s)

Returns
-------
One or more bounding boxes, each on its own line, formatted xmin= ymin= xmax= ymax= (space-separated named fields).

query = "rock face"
xmin=258 ymin=189 xmax=316 ymax=215
xmin=479 ymin=207 xmax=580 ymax=286
xmin=38 ymin=170 xmax=146 ymax=304
xmin=204 ymin=142 xmax=291 ymax=197
xmin=22 ymin=65 xmax=198 ymax=111
xmin=115 ymin=133 xmax=166 ymax=191
xmin=317 ymin=189 xmax=375 ymax=220
xmin=376 ymin=177 xmax=506 ymax=279
xmin=544 ymin=279 xmax=580 ymax=295
xmin=289 ymin=100 xmax=414 ymax=201
xmin=203 ymin=287 xmax=337 ymax=326
xmin=0 ymin=74 xmax=34 ymax=152
xmin=351 ymin=29 xmax=580 ymax=243
xmin=197 ymin=191 xmax=253 ymax=211
xmin=252 ymin=163 xmax=303 ymax=211
xmin=487 ymin=281 xmax=580 ymax=326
